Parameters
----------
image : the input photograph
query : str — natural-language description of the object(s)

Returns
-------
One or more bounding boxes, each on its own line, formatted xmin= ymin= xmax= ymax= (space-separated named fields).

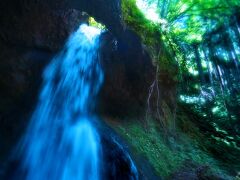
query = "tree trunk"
xmin=193 ymin=44 xmax=205 ymax=86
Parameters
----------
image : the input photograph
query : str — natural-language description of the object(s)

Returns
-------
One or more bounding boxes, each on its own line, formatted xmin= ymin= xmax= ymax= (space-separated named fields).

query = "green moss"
xmin=108 ymin=117 xmax=230 ymax=178
xmin=88 ymin=17 xmax=106 ymax=30
xmin=121 ymin=0 xmax=177 ymax=77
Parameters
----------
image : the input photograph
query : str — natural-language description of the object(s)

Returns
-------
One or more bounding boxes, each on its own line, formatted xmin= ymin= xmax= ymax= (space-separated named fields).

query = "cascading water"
xmin=20 ymin=24 xmax=103 ymax=180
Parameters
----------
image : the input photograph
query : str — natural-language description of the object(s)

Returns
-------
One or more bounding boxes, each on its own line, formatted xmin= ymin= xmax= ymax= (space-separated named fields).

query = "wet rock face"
xmin=0 ymin=0 xmax=154 ymax=119
xmin=39 ymin=0 xmax=123 ymax=35
xmin=100 ymin=125 xmax=138 ymax=179
xmin=99 ymin=31 xmax=155 ymax=116
xmin=0 ymin=45 xmax=52 ymax=165
xmin=0 ymin=1 xmax=87 ymax=51
xmin=0 ymin=0 xmax=123 ymax=38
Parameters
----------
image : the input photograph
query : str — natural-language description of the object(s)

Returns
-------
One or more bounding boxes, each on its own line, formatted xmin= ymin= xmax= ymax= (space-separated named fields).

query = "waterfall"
xmin=20 ymin=24 xmax=103 ymax=180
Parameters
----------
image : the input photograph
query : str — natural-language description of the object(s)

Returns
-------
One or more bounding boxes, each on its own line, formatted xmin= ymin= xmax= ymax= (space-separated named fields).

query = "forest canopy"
xmin=122 ymin=0 xmax=240 ymax=166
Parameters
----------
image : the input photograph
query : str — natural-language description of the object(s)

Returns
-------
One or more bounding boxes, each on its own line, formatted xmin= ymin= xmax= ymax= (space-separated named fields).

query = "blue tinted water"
xmin=21 ymin=24 xmax=103 ymax=180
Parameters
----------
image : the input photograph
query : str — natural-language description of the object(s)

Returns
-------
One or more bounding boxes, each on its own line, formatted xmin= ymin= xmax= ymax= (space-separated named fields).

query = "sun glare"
xmin=136 ymin=0 xmax=161 ymax=23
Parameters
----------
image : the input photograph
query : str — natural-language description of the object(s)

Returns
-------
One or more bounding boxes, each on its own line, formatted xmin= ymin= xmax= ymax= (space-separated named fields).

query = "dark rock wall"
xmin=0 ymin=1 xmax=87 ymax=51
xmin=0 ymin=44 xmax=52 ymax=171
xmin=39 ymin=0 xmax=123 ymax=35
xmin=99 ymin=32 xmax=155 ymax=116
xmin=0 ymin=0 xmax=155 ymax=170
xmin=0 ymin=1 xmax=87 ymax=166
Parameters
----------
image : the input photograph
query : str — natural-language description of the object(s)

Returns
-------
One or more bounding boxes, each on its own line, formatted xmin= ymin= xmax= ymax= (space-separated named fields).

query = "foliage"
xmin=138 ymin=0 xmax=240 ymax=42
xmin=106 ymin=117 xmax=231 ymax=178
xmin=122 ymin=0 xmax=240 ymax=175
xmin=89 ymin=17 xmax=106 ymax=30
xmin=121 ymin=0 xmax=178 ymax=76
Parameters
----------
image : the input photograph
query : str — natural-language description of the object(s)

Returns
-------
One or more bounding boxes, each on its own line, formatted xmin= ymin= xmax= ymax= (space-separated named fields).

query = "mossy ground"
xmin=104 ymin=116 xmax=233 ymax=179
